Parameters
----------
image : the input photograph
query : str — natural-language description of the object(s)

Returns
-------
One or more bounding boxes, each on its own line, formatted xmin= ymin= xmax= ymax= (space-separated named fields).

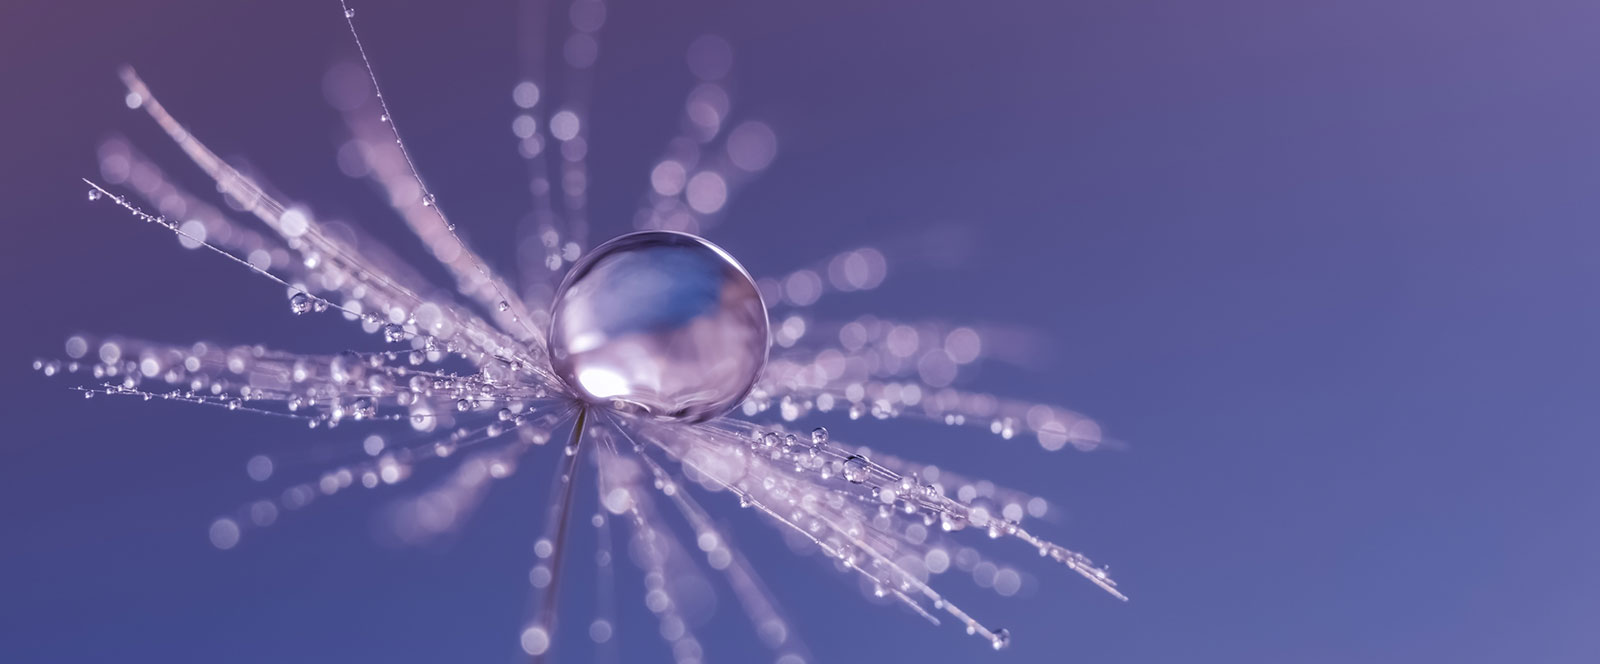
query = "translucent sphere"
xmin=548 ymin=231 xmax=768 ymax=422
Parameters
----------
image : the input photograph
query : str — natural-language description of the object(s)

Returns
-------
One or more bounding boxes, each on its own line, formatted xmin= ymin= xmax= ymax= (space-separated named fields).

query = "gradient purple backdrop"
xmin=3 ymin=1 xmax=1598 ymax=662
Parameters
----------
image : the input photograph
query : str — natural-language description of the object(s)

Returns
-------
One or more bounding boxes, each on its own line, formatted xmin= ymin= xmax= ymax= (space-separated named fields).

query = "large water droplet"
xmin=547 ymin=231 xmax=767 ymax=422
xmin=289 ymin=292 xmax=313 ymax=315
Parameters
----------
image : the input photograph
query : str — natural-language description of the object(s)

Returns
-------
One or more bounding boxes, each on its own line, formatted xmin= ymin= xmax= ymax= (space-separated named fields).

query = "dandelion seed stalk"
xmin=41 ymin=2 xmax=1127 ymax=660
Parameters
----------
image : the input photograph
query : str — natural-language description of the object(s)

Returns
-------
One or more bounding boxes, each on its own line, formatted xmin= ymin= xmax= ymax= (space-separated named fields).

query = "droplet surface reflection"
xmin=548 ymin=231 xmax=768 ymax=422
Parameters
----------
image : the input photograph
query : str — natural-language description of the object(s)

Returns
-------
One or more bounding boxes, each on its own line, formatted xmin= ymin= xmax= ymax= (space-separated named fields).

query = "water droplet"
xmin=456 ymin=398 xmax=472 ymax=412
xmin=382 ymin=323 xmax=405 ymax=343
xmin=421 ymin=193 xmax=437 ymax=207
xmin=344 ymin=7 xmax=355 ymax=18
xmin=289 ymin=292 xmax=313 ymax=315
xmin=991 ymin=628 xmax=1011 ymax=650
xmin=379 ymin=113 xmax=389 ymax=123
xmin=227 ymin=398 xmax=242 ymax=411
xmin=498 ymin=407 xmax=514 ymax=421
xmin=811 ymin=427 xmax=828 ymax=446
xmin=87 ymin=189 xmax=103 ymax=201
xmin=843 ymin=455 xmax=870 ymax=483
xmin=352 ymin=396 xmax=375 ymax=419
xmin=498 ymin=300 xmax=510 ymax=312
xmin=547 ymin=231 xmax=768 ymax=422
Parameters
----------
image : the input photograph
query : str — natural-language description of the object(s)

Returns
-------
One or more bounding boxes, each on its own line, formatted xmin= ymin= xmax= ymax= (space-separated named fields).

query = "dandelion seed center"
xmin=547 ymin=230 xmax=768 ymax=422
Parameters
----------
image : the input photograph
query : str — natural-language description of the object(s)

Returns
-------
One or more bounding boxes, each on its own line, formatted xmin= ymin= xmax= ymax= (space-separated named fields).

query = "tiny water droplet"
xmin=421 ymin=193 xmax=437 ymax=207
xmin=498 ymin=407 xmax=513 ymax=421
xmin=382 ymin=323 xmax=405 ymax=343
xmin=379 ymin=113 xmax=389 ymax=122
xmin=498 ymin=300 xmax=510 ymax=312
xmin=843 ymin=455 xmax=870 ymax=484
xmin=227 ymin=399 xmax=242 ymax=411
xmin=456 ymin=398 xmax=472 ymax=412
xmin=87 ymin=189 xmax=103 ymax=201
xmin=811 ymin=427 xmax=828 ymax=446
xmin=344 ymin=7 xmax=355 ymax=18
xmin=991 ymin=628 xmax=1011 ymax=651
xmin=289 ymin=292 xmax=312 ymax=315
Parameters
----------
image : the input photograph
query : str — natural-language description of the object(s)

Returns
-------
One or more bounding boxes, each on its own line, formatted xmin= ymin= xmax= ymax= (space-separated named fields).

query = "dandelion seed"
xmin=44 ymin=2 xmax=1127 ymax=660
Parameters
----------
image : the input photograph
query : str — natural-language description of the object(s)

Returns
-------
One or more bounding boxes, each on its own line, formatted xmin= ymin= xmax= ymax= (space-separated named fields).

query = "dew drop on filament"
xmin=547 ymin=231 xmax=768 ymax=422
xmin=842 ymin=455 xmax=870 ymax=483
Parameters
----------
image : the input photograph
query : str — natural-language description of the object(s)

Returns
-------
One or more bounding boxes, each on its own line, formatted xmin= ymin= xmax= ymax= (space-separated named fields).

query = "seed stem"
xmin=531 ymin=406 xmax=586 ymax=662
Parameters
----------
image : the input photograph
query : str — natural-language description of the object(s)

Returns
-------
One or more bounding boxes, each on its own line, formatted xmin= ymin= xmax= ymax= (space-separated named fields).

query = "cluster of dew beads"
xmin=547 ymin=231 xmax=768 ymax=422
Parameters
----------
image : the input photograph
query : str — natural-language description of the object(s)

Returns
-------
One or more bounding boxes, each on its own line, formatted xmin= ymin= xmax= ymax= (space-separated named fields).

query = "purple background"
xmin=4 ymin=0 xmax=1599 ymax=662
